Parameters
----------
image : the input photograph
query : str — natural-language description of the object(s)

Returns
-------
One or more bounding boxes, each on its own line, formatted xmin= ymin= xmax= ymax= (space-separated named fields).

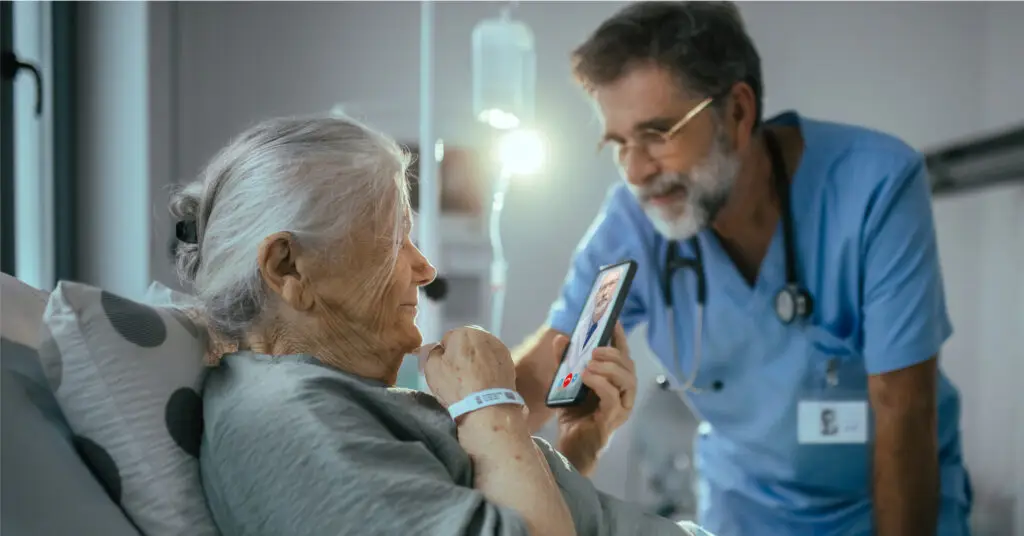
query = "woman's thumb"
xmin=415 ymin=343 xmax=443 ymax=372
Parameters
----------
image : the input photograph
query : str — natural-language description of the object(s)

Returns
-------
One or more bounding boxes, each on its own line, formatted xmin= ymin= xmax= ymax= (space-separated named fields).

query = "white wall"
xmin=934 ymin=184 xmax=1024 ymax=535
xmin=79 ymin=1 xmax=1022 ymax=530
xmin=981 ymin=3 xmax=1024 ymax=135
xmin=76 ymin=1 xmax=177 ymax=300
xmin=936 ymin=5 xmax=1024 ymax=534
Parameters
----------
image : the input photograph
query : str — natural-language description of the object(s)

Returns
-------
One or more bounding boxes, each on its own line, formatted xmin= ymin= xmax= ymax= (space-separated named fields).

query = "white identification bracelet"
xmin=448 ymin=388 xmax=525 ymax=420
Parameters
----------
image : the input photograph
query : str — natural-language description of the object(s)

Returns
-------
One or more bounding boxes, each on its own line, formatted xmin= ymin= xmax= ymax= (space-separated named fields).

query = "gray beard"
xmin=631 ymin=141 xmax=742 ymax=241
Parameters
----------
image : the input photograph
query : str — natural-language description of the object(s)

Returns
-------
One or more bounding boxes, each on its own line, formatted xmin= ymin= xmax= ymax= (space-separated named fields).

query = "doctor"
xmin=512 ymin=2 xmax=971 ymax=535
xmin=566 ymin=269 xmax=622 ymax=371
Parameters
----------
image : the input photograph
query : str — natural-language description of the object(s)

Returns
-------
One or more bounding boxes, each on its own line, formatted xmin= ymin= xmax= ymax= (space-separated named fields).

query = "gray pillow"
xmin=1 ymin=338 xmax=140 ymax=536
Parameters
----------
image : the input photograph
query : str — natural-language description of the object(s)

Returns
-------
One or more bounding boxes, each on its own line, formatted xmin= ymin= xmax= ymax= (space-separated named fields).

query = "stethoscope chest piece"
xmin=774 ymin=283 xmax=813 ymax=324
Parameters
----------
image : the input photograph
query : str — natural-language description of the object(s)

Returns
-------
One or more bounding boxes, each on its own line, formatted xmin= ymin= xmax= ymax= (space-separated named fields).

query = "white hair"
xmin=169 ymin=114 xmax=411 ymax=337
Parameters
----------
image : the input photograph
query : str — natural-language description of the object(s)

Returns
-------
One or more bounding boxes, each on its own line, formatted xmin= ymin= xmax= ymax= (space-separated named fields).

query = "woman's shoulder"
xmin=205 ymin=352 xmax=359 ymax=404
xmin=206 ymin=352 xmax=377 ymax=412
xmin=203 ymin=353 xmax=367 ymax=443
xmin=202 ymin=352 xmax=452 ymax=445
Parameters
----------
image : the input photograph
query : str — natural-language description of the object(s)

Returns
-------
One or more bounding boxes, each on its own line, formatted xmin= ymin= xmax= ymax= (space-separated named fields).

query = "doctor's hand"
xmin=554 ymin=321 xmax=636 ymax=476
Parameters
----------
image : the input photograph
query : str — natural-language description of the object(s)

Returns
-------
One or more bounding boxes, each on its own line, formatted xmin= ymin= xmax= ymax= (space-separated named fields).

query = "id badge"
xmin=797 ymin=400 xmax=868 ymax=444
xmin=797 ymin=358 xmax=869 ymax=445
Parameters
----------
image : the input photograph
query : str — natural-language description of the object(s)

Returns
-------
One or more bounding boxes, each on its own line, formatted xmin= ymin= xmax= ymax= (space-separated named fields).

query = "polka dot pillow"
xmin=39 ymin=281 xmax=219 ymax=535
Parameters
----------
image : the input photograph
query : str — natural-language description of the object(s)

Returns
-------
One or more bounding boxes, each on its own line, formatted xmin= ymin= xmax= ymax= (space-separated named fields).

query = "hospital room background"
xmin=3 ymin=1 xmax=1022 ymax=534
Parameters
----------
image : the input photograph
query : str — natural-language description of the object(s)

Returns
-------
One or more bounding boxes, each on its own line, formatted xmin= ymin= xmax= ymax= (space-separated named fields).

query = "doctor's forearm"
xmin=513 ymin=327 xmax=562 ymax=432
xmin=556 ymin=426 xmax=603 ymax=477
xmin=872 ymin=418 xmax=939 ymax=535
xmin=869 ymin=361 xmax=940 ymax=536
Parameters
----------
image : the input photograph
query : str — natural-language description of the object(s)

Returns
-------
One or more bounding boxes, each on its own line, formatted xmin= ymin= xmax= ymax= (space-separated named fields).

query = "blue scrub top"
xmin=548 ymin=112 xmax=970 ymax=535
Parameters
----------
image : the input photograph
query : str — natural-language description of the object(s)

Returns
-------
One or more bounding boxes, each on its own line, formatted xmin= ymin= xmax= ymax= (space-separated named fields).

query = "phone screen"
xmin=546 ymin=261 xmax=635 ymax=405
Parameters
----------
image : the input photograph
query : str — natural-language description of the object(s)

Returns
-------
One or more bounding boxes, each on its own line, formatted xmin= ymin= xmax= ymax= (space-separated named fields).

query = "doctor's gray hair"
xmin=169 ymin=114 xmax=411 ymax=337
xmin=571 ymin=1 xmax=764 ymax=126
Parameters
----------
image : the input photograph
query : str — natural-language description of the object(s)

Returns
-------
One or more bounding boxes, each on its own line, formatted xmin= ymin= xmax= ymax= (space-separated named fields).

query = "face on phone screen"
xmin=547 ymin=264 xmax=628 ymax=404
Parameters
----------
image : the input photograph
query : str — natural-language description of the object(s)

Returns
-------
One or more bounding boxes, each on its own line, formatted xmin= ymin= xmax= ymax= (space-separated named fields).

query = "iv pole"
xmin=474 ymin=0 xmax=535 ymax=339
xmin=416 ymin=0 xmax=442 ymax=390
xmin=488 ymin=167 xmax=512 ymax=339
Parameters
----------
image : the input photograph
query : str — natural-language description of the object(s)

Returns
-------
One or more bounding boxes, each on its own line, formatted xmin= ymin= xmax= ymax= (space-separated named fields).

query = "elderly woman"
xmin=171 ymin=115 xmax=712 ymax=536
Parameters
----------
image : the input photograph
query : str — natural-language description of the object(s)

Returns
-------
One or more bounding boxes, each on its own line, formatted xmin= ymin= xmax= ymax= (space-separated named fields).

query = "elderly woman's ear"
xmin=257 ymin=232 xmax=316 ymax=312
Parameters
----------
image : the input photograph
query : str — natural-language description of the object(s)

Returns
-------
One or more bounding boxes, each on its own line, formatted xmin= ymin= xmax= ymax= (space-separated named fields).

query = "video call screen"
xmin=547 ymin=264 xmax=629 ymax=403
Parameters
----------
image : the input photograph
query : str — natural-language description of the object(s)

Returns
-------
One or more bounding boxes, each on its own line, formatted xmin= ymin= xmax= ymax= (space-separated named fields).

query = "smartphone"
xmin=545 ymin=259 xmax=638 ymax=407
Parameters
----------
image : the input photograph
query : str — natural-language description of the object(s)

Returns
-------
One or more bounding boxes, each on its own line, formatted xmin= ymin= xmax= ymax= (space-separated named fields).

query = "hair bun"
xmin=175 ymin=220 xmax=199 ymax=244
xmin=169 ymin=182 xmax=204 ymax=284
xmin=169 ymin=182 xmax=202 ymax=222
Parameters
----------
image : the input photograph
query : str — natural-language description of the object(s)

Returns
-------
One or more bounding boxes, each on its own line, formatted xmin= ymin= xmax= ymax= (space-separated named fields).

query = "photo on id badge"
xmin=546 ymin=260 xmax=636 ymax=407
xmin=797 ymin=358 xmax=870 ymax=445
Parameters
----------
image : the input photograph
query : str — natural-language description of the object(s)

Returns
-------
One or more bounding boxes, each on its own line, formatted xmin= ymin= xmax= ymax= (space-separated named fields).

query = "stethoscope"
xmin=658 ymin=130 xmax=814 ymax=394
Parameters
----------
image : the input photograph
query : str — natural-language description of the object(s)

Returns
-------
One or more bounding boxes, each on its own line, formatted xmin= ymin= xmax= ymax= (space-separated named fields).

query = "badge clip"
xmin=825 ymin=358 xmax=839 ymax=388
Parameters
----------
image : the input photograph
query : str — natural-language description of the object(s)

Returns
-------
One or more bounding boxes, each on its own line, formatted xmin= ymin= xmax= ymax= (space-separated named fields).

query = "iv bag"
xmin=471 ymin=12 xmax=536 ymax=130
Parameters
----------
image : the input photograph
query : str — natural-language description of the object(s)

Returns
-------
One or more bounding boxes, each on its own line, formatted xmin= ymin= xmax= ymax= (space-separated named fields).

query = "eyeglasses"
xmin=599 ymin=97 xmax=715 ymax=165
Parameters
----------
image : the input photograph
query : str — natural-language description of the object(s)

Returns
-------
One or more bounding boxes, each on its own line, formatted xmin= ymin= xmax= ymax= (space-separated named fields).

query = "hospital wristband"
xmin=448 ymin=388 xmax=525 ymax=420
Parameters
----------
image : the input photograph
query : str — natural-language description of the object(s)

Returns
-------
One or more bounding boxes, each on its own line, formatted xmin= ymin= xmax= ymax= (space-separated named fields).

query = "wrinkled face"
xmin=591 ymin=272 xmax=620 ymax=323
xmin=387 ymin=209 xmax=438 ymax=350
xmin=594 ymin=64 xmax=744 ymax=240
xmin=305 ymin=203 xmax=436 ymax=355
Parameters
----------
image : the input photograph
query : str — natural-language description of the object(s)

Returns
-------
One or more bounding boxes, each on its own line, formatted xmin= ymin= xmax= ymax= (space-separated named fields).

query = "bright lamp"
xmin=497 ymin=128 xmax=545 ymax=176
